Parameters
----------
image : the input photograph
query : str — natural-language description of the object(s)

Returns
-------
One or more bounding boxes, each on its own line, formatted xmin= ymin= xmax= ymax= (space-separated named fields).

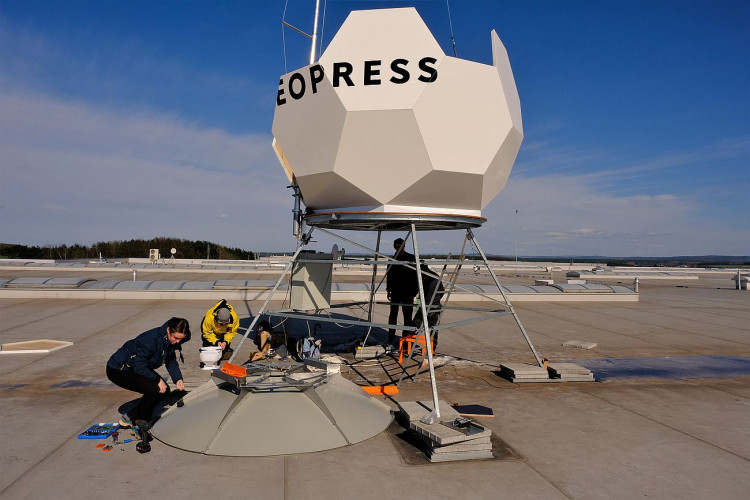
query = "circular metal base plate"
xmin=304 ymin=212 xmax=486 ymax=231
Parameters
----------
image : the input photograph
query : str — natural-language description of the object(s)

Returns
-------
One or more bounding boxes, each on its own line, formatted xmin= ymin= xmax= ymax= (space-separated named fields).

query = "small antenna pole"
xmin=310 ymin=0 xmax=321 ymax=64
xmin=446 ymin=0 xmax=458 ymax=57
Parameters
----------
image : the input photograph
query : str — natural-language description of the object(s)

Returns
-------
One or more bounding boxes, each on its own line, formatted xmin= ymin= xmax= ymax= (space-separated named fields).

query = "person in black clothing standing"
xmin=386 ymin=238 xmax=418 ymax=347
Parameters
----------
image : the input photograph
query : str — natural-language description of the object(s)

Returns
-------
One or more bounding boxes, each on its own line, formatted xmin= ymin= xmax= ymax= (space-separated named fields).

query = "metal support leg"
xmin=367 ymin=230 xmax=382 ymax=324
xmin=316 ymin=226 xmax=417 ymax=347
xmin=467 ymin=228 xmax=543 ymax=367
xmin=411 ymin=260 xmax=451 ymax=383
xmin=360 ymin=230 xmax=381 ymax=347
xmin=441 ymin=232 xmax=470 ymax=305
xmin=412 ymin=224 xmax=441 ymax=420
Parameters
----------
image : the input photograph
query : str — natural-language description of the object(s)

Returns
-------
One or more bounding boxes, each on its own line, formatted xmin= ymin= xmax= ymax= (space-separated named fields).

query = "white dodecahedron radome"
xmin=271 ymin=7 xmax=522 ymax=217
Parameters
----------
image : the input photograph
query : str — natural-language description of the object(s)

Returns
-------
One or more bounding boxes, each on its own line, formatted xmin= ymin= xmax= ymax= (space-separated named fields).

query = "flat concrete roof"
xmin=1 ymin=269 xmax=748 ymax=499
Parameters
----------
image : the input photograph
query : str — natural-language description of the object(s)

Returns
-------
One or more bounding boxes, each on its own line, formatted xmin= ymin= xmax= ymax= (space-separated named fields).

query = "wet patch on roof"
xmin=577 ymin=356 xmax=750 ymax=381
xmin=0 ymin=384 xmax=28 ymax=389
xmin=50 ymin=379 xmax=113 ymax=389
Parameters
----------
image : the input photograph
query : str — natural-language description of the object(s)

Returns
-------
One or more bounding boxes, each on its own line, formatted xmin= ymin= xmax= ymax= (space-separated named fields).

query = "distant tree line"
xmin=514 ymin=255 xmax=749 ymax=268
xmin=0 ymin=238 xmax=256 ymax=261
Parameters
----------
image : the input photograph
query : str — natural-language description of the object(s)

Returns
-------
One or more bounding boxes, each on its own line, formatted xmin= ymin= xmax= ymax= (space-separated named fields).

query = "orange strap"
xmin=221 ymin=362 xmax=247 ymax=378
xmin=361 ymin=385 xmax=399 ymax=395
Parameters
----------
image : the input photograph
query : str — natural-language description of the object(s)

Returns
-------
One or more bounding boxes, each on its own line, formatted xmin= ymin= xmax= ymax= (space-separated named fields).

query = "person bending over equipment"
xmin=106 ymin=317 xmax=191 ymax=427
xmin=201 ymin=299 xmax=239 ymax=362
xmin=249 ymin=320 xmax=288 ymax=362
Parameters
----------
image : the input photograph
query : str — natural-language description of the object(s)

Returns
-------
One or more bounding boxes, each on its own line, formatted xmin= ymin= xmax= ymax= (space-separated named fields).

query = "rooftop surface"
xmin=1 ymin=266 xmax=748 ymax=499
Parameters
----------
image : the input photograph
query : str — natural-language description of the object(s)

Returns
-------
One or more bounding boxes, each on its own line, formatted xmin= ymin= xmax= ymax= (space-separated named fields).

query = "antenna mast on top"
xmin=281 ymin=0 xmax=323 ymax=66
xmin=281 ymin=0 xmax=322 ymax=243
xmin=310 ymin=0 xmax=321 ymax=64
xmin=446 ymin=0 xmax=458 ymax=57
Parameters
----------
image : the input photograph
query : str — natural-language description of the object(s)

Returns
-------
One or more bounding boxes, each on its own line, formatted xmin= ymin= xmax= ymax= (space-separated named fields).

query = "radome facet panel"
xmin=272 ymin=7 xmax=523 ymax=217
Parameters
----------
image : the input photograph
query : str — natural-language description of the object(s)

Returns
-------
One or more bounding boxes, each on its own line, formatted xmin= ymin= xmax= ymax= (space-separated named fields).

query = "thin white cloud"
xmin=573 ymin=137 xmax=750 ymax=185
xmin=516 ymin=135 xmax=750 ymax=190
xmin=476 ymin=175 xmax=747 ymax=256
xmin=0 ymin=89 xmax=293 ymax=249
xmin=515 ymin=142 xmax=604 ymax=177
xmin=1 ymin=88 xmax=746 ymax=256
xmin=2 ymin=88 xmax=746 ymax=256
xmin=0 ymin=16 xmax=270 ymax=135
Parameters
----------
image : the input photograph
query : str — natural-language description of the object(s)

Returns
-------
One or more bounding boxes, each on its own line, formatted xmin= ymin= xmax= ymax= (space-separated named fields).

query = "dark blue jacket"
xmin=107 ymin=320 xmax=183 ymax=383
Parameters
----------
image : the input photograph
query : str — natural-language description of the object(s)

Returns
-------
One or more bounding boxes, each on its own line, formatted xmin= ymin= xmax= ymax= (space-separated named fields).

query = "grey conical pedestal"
xmin=151 ymin=366 xmax=393 ymax=456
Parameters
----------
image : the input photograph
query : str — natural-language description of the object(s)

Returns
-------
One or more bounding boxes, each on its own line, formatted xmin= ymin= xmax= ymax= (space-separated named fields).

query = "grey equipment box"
xmin=291 ymin=253 xmax=333 ymax=310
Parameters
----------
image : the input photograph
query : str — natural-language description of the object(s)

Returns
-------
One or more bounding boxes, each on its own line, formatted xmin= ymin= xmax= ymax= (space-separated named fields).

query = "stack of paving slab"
xmin=397 ymin=400 xmax=493 ymax=462
xmin=499 ymin=362 xmax=595 ymax=383
xmin=499 ymin=362 xmax=551 ymax=383
xmin=547 ymin=362 xmax=595 ymax=381
xmin=353 ymin=345 xmax=386 ymax=359
xmin=562 ymin=340 xmax=597 ymax=350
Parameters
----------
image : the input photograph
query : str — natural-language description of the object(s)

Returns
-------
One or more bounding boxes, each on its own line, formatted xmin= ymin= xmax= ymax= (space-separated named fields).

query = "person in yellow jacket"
xmin=201 ymin=299 xmax=239 ymax=362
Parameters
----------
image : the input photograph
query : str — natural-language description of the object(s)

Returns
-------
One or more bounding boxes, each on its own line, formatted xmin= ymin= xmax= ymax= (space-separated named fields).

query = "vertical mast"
xmin=309 ymin=0 xmax=321 ymax=64
xmin=293 ymin=0 xmax=321 ymax=244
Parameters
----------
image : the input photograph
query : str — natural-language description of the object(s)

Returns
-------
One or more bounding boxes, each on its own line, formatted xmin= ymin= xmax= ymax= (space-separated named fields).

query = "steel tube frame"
xmin=411 ymin=223 xmax=442 ymax=419
xmin=234 ymin=219 xmax=544 ymax=422
xmin=467 ymin=228 xmax=543 ymax=366
xmin=228 ymin=233 xmax=312 ymax=364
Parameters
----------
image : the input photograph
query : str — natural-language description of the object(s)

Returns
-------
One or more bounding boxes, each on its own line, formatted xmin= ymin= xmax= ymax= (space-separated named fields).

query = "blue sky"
xmin=1 ymin=0 xmax=748 ymax=257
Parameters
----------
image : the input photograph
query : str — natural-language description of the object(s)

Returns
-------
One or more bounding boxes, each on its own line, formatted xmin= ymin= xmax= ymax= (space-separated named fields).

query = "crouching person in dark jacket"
xmin=106 ymin=317 xmax=191 ymax=427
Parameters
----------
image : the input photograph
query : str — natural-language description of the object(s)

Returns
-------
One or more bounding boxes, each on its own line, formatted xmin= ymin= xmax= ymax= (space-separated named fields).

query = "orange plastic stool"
xmin=398 ymin=334 xmax=434 ymax=363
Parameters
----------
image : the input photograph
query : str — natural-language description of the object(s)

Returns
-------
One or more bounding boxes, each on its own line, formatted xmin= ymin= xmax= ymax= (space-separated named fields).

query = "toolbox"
xmin=78 ymin=423 xmax=120 ymax=439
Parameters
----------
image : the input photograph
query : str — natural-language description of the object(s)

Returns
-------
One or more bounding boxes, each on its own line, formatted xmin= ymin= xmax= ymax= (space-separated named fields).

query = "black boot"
xmin=134 ymin=420 xmax=152 ymax=453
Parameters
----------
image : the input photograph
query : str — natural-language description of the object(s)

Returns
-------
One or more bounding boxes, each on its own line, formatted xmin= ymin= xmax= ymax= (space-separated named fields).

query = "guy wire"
xmin=446 ymin=0 xmax=458 ymax=57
